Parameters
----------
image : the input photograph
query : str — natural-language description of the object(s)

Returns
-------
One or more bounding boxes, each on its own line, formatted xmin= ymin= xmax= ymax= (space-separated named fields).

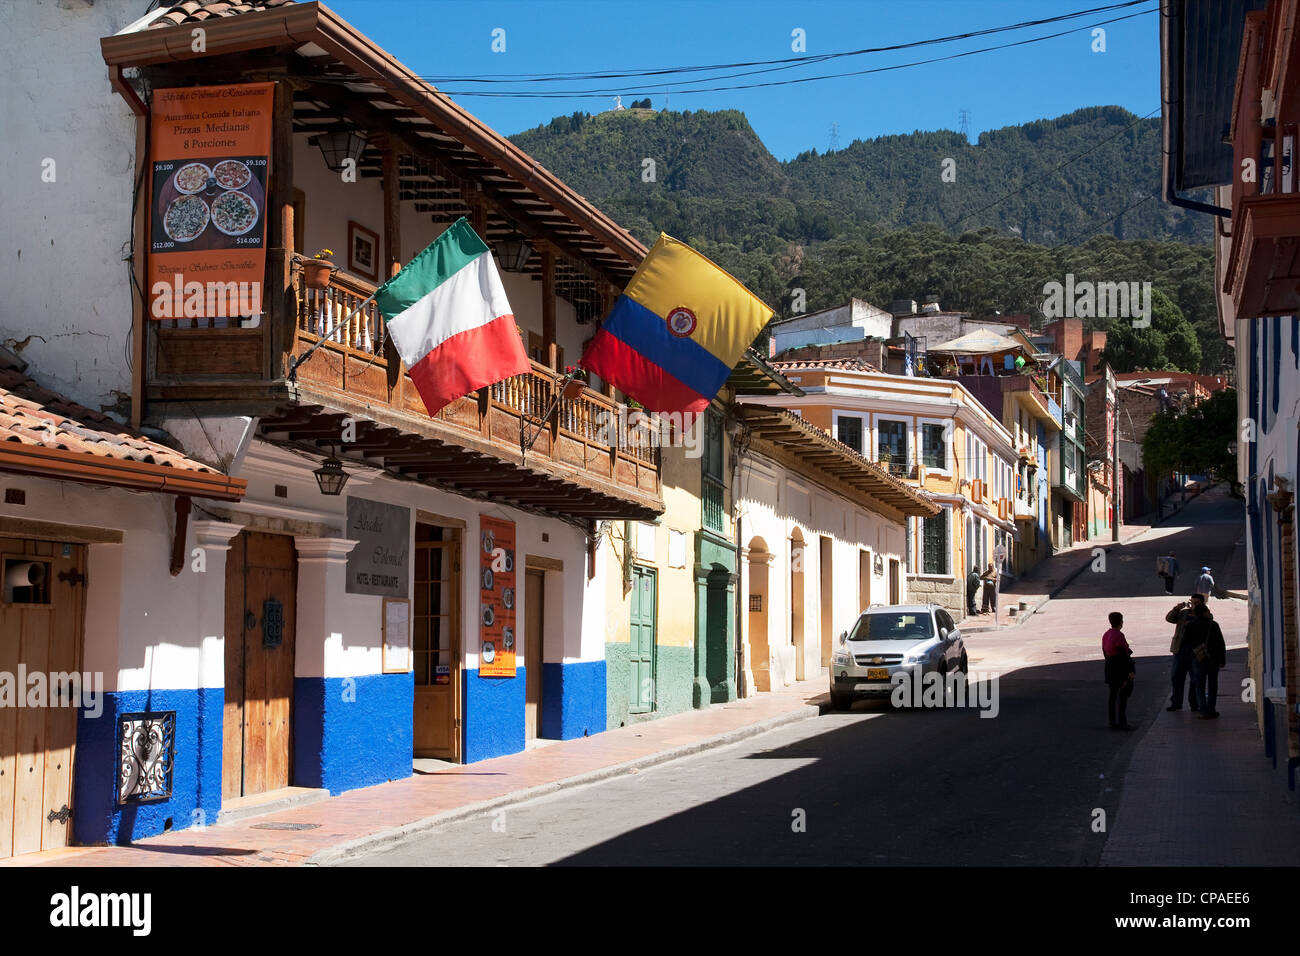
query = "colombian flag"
xmin=579 ymin=234 xmax=773 ymax=414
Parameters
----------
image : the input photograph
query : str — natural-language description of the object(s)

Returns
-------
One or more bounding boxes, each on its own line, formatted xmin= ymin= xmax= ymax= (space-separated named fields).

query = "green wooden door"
xmin=629 ymin=566 xmax=656 ymax=713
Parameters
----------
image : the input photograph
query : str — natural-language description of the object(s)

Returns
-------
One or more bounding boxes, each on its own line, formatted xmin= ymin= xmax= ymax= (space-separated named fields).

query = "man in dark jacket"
xmin=1165 ymin=593 xmax=1205 ymax=712
xmin=1186 ymin=602 xmax=1226 ymax=719
xmin=966 ymin=567 xmax=981 ymax=616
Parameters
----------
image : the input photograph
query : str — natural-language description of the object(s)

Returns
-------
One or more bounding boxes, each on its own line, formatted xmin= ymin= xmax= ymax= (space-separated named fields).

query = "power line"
xmin=412 ymin=7 xmax=1157 ymax=99
xmin=1055 ymin=193 xmax=1154 ymax=247
xmin=420 ymin=1 xmax=1149 ymax=84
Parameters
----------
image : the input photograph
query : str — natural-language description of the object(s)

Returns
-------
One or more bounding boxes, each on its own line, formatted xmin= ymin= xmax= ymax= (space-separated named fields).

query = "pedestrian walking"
xmin=1102 ymin=611 xmax=1135 ymax=731
xmin=1165 ymin=593 xmax=1205 ymax=712
xmin=1195 ymin=566 xmax=1215 ymax=600
xmin=965 ymin=566 xmax=981 ymax=616
xmin=1187 ymin=602 xmax=1226 ymax=719
xmin=1157 ymin=550 xmax=1179 ymax=595
xmin=980 ymin=562 xmax=998 ymax=614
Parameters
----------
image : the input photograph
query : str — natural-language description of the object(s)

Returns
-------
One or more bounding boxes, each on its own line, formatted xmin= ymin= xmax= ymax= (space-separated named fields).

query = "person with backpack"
xmin=1165 ymin=593 xmax=1205 ymax=712
xmin=1186 ymin=602 xmax=1226 ymax=719
xmin=1102 ymin=611 xmax=1136 ymax=731
xmin=1157 ymin=551 xmax=1179 ymax=595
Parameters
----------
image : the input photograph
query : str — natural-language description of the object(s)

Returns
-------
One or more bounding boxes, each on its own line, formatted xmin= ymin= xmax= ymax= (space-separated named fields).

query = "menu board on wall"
xmin=478 ymin=515 xmax=517 ymax=678
xmin=345 ymin=497 xmax=410 ymax=597
xmin=148 ymin=83 xmax=274 ymax=323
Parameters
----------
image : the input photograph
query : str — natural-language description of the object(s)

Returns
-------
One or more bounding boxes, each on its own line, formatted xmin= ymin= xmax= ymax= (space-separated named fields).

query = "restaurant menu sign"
xmin=148 ymin=83 xmax=274 ymax=323
xmin=478 ymin=516 xmax=517 ymax=678
xmin=345 ymin=497 xmax=410 ymax=598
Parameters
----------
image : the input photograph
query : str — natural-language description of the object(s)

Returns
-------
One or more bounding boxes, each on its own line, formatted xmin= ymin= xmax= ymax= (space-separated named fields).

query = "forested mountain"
xmin=509 ymin=106 xmax=1225 ymax=372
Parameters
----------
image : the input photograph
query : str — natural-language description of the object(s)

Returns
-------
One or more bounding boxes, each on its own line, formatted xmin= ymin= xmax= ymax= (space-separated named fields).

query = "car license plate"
xmin=866 ymin=667 xmax=889 ymax=680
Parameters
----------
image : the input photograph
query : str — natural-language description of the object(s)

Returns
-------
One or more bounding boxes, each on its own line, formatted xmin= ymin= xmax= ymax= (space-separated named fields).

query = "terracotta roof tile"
xmin=0 ymin=369 xmax=219 ymax=475
xmin=769 ymin=358 xmax=880 ymax=373
xmin=147 ymin=0 xmax=294 ymax=29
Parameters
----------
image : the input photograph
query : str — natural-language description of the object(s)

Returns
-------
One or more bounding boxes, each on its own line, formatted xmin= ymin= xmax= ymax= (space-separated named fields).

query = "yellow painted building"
xmin=746 ymin=359 xmax=1020 ymax=621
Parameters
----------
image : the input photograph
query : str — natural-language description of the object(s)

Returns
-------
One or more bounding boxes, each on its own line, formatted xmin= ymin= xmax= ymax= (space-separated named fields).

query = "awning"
xmin=738 ymin=405 xmax=938 ymax=518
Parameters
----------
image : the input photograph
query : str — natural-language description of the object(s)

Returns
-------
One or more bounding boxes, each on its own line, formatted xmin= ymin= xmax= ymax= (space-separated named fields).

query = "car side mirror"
xmin=940 ymin=627 xmax=949 ymax=639
xmin=839 ymin=630 xmax=848 ymax=645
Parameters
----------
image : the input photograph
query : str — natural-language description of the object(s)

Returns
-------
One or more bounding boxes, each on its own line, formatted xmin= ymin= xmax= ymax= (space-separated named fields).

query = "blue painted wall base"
xmin=541 ymin=660 xmax=606 ymax=739
xmin=74 ymin=688 xmax=222 ymax=847
xmin=293 ymin=672 xmax=412 ymax=794
xmin=463 ymin=668 xmax=525 ymax=763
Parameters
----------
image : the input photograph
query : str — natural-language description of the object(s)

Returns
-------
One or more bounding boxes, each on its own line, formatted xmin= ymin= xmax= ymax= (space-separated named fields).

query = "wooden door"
xmin=628 ymin=566 xmax=655 ymax=713
xmin=413 ymin=524 xmax=461 ymax=759
xmin=524 ymin=570 xmax=544 ymax=740
xmin=889 ymin=559 xmax=901 ymax=605
xmin=0 ymin=538 xmax=86 ymax=859
xmin=223 ymin=531 xmax=297 ymax=800
xmin=859 ymin=549 xmax=872 ymax=612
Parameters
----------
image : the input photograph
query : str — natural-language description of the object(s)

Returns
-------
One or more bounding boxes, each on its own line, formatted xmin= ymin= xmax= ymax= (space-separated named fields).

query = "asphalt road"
xmin=348 ymin=489 xmax=1247 ymax=866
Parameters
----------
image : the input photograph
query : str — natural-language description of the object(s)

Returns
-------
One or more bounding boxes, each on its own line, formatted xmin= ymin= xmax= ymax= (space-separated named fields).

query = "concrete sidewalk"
xmin=1 ymin=678 xmax=828 ymax=867
xmin=1101 ymin=651 xmax=1300 ymax=865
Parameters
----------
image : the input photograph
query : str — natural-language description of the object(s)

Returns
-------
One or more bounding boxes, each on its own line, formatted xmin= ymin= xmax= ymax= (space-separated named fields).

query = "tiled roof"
xmin=769 ymin=358 xmax=880 ymax=373
xmin=146 ymin=0 xmax=295 ymax=28
xmin=0 ymin=369 xmax=219 ymax=474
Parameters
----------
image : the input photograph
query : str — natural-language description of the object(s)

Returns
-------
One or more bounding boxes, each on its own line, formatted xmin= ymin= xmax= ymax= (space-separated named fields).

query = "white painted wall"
xmin=737 ymin=450 xmax=907 ymax=690
xmin=0 ymin=0 xmax=142 ymax=413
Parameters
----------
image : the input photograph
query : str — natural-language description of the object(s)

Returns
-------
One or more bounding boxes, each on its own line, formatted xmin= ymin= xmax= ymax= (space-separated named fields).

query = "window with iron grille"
xmin=921 ymin=423 xmax=946 ymax=469
xmin=702 ymin=411 xmax=725 ymax=533
xmin=922 ymin=507 xmax=949 ymax=575
xmin=837 ymin=415 xmax=863 ymax=454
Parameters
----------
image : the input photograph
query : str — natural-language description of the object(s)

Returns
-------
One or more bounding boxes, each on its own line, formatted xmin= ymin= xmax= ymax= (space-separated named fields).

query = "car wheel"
xmin=830 ymin=691 xmax=852 ymax=711
xmin=959 ymin=652 xmax=969 ymax=673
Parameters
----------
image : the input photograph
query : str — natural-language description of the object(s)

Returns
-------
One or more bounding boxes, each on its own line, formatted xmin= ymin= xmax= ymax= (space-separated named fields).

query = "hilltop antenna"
xmin=828 ymin=122 xmax=840 ymax=152
xmin=958 ymin=109 xmax=971 ymax=141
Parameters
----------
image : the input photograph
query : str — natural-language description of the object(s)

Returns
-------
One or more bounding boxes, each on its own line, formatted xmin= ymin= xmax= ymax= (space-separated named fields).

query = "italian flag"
xmin=376 ymin=218 xmax=530 ymax=417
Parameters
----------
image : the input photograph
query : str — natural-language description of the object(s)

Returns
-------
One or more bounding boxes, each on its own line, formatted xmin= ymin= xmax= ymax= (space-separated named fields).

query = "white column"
xmin=293 ymin=536 xmax=359 ymax=680
xmin=192 ymin=520 xmax=243 ymax=691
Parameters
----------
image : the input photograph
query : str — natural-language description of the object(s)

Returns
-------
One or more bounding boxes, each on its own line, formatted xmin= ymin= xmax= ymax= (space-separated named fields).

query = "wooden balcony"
xmin=1224 ymin=8 xmax=1300 ymax=317
xmin=146 ymin=267 xmax=662 ymax=520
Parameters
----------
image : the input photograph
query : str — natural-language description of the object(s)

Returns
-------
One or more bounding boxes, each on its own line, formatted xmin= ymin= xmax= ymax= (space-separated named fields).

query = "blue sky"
xmin=326 ymin=0 xmax=1160 ymax=160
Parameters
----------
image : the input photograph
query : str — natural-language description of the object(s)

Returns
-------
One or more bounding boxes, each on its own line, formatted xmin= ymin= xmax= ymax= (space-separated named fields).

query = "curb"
xmin=306 ymin=701 xmax=823 ymax=866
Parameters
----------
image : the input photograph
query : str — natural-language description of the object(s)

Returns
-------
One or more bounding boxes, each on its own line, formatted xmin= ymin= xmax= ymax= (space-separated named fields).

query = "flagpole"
xmin=286 ymin=290 xmax=379 ymax=383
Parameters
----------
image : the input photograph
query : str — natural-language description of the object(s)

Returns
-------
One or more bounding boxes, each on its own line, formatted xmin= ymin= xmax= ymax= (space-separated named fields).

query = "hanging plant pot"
xmin=562 ymin=378 xmax=586 ymax=400
xmin=303 ymin=260 xmax=334 ymax=290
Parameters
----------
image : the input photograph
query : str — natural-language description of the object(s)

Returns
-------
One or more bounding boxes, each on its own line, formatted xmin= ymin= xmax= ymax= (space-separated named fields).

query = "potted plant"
xmin=562 ymin=366 xmax=587 ymax=399
xmin=303 ymin=249 xmax=335 ymax=290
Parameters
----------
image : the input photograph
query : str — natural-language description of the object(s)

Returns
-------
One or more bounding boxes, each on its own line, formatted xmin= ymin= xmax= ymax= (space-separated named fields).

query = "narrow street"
xmin=349 ymin=488 xmax=1264 ymax=866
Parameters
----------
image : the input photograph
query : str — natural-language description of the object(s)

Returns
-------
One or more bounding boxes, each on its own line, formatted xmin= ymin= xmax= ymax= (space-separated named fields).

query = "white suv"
xmin=829 ymin=604 xmax=967 ymax=710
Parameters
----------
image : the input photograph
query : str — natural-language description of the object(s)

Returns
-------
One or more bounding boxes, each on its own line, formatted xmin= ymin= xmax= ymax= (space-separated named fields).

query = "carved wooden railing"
xmin=293 ymin=269 xmax=659 ymax=490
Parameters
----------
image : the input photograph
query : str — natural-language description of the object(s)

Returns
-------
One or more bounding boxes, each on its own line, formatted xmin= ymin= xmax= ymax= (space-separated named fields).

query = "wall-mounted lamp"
xmin=311 ymin=129 xmax=368 ymax=173
xmin=497 ymin=233 xmax=533 ymax=273
xmin=313 ymin=446 xmax=350 ymax=496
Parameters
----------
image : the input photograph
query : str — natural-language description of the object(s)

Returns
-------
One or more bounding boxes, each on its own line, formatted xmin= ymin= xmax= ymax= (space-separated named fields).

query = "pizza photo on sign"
xmin=212 ymin=159 xmax=252 ymax=190
xmin=163 ymin=195 xmax=210 ymax=243
xmin=173 ymin=162 xmax=211 ymax=194
xmin=150 ymin=154 xmax=267 ymax=254
xmin=211 ymin=190 xmax=259 ymax=237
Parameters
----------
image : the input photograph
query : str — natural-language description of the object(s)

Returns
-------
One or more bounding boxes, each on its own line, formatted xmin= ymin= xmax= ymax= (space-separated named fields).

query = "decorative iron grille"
xmin=117 ymin=711 xmax=176 ymax=805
